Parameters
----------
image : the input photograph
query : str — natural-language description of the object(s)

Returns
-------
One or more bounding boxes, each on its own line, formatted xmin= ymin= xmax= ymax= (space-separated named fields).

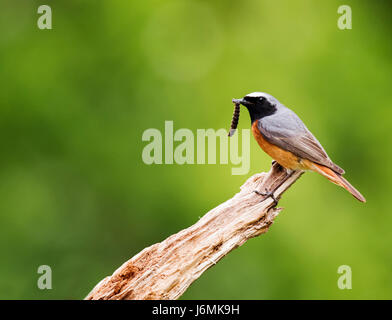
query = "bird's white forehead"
xmin=245 ymin=92 xmax=279 ymax=104
xmin=246 ymin=92 xmax=270 ymax=98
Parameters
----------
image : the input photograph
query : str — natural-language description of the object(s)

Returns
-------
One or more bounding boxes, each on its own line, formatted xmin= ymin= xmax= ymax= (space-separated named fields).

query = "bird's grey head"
xmin=232 ymin=92 xmax=280 ymax=123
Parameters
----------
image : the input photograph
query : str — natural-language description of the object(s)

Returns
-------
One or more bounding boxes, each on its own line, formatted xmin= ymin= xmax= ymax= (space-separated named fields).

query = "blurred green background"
xmin=0 ymin=0 xmax=391 ymax=299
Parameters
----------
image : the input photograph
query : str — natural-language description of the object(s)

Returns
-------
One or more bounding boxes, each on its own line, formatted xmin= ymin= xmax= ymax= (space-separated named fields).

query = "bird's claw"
xmin=253 ymin=189 xmax=278 ymax=206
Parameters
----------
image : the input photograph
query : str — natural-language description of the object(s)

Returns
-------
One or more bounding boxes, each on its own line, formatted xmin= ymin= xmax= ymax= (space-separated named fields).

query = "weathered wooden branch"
xmin=85 ymin=162 xmax=304 ymax=300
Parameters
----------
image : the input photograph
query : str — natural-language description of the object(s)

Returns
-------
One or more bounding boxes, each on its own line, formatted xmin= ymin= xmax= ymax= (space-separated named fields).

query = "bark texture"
xmin=85 ymin=162 xmax=304 ymax=300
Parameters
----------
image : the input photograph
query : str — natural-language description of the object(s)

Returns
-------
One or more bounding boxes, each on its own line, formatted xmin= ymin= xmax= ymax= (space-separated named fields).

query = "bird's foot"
xmin=272 ymin=160 xmax=287 ymax=172
xmin=253 ymin=188 xmax=278 ymax=206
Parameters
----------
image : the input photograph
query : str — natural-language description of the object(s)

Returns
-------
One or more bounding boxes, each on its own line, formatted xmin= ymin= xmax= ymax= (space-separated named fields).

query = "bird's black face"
xmin=233 ymin=94 xmax=277 ymax=124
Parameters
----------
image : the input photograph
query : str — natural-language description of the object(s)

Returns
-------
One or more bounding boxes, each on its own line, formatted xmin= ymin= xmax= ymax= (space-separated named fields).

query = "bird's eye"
xmin=259 ymin=96 xmax=264 ymax=102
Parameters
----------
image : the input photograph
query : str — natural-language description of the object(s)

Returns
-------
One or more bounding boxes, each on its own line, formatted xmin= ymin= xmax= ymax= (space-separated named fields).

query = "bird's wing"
xmin=258 ymin=109 xmax=345 ymax=174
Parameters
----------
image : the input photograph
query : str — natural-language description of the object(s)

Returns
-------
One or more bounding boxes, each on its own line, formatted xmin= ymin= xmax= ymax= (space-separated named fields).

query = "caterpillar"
xmin=228 ymin=101 xmax=240 ymax=137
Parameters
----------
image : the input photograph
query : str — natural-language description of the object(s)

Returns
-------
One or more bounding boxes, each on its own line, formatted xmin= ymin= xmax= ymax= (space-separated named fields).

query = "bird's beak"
xmin=232 ymin=98 xmax=243 ymax=105
xmin=232 ymin=98 xmax=251 ymax=106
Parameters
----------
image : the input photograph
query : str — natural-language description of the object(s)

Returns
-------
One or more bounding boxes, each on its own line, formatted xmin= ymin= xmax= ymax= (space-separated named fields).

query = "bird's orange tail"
xmin=307 ymin=162 xmax=366 ymax=203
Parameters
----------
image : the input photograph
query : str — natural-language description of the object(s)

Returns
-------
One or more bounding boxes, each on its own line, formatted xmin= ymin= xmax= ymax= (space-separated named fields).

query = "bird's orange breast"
xmin=251 ymin=121 xmax=307 ymax=170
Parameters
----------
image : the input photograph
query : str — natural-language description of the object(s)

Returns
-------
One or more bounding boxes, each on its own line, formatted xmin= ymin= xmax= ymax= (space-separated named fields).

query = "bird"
xmin=229 ymin=92 xmax=366 ymax=202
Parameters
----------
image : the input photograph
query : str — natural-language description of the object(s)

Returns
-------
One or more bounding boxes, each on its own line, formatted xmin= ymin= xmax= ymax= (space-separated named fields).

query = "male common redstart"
xmin=229 ymin=92 xmax=366 ymax=202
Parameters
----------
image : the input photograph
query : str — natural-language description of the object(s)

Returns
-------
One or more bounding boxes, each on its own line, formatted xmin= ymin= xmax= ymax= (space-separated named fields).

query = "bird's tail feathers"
xmin=309 ymin=163 xmax=366 ymax=203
